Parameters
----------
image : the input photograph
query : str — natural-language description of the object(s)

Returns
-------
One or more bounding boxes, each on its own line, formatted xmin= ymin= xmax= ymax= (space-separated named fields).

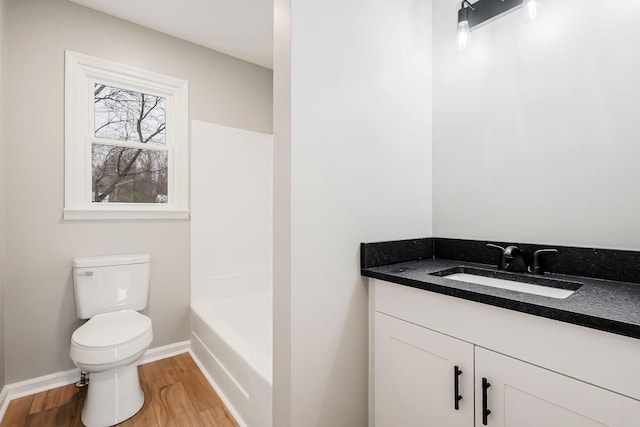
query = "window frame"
xmin=64 ymin=50 xmax=189 ymax=220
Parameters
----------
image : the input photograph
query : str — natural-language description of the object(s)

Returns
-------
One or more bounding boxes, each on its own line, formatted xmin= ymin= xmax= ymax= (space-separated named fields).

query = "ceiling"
xmin=70 ymin=0 xmax=274 ymax=69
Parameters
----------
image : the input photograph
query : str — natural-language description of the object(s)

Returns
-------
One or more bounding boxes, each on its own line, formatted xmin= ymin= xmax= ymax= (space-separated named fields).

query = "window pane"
xmin=94 ymin=84 xmax=166 ymax=145
xmin=92 ymin=144 xmax=168 ymax=203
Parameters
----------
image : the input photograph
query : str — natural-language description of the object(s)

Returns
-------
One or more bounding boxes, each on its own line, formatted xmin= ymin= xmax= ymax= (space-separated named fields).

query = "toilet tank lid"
xmin=72 ymin=253 xmax=151 ymax=268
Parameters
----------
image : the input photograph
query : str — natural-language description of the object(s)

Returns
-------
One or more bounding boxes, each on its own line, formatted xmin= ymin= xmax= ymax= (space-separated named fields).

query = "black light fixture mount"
xmin=457 ymin=0 xmax=536 ymax=51
xmin=459 ymin=0 xmax=524 ymax=31
xmin=458 ymin=0 xmax=475 ymax=28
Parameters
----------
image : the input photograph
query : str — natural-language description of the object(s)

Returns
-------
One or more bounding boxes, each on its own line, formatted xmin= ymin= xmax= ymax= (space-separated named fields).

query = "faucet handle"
xmin=530 ymin=249 xmax=558 ymax=275
xmin=486 ymin=243 xmax=505 ymax=252
xmin=486 ymin=243 xmax=507 ymax=269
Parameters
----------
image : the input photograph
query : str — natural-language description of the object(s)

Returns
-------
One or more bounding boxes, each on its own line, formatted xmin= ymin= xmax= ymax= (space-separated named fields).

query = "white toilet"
xmin=69 ymin=254 xmax=153 ymax=427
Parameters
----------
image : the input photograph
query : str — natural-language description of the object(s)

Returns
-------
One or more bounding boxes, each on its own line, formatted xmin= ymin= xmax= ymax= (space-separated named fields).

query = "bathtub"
xmin=191 ymin=292 xmax=272 ymax=427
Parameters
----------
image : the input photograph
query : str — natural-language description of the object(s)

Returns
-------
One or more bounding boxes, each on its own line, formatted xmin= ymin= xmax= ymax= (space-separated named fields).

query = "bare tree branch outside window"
xmin=92 ymin=84 xmax=168 ymax=203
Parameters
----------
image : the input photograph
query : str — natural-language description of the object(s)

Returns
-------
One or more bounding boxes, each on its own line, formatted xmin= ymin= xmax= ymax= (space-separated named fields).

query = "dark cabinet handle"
xmin=453 ymin=365 xmax=463 ymax=410
xmin=482 ymin=377 xmax=491 ymax=425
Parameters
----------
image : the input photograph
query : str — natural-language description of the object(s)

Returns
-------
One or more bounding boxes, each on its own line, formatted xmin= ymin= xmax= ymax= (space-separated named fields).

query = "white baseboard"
xmin=0 ymin=386 xmax=9 ymax=424
xmin=0 ymin=366 xmax=81 ymax=422
xmin=0 ymin=340 xmax=191 ymax=422
xmin=139 ymin=340 xmax=191 ymax=365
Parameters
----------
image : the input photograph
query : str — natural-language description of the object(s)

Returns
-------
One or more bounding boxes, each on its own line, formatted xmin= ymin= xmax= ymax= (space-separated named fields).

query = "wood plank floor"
xmin=0 ymin=353 xmax=239 ymax=427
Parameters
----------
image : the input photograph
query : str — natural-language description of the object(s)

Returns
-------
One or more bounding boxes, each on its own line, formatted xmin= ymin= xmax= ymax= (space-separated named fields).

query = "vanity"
xmin=362 ymin=238 xmax=640 ymax=427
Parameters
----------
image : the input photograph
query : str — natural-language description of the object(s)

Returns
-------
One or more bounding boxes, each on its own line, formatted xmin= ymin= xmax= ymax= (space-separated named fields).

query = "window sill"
xmin=63 ymin=208 xmax=190 ymax=220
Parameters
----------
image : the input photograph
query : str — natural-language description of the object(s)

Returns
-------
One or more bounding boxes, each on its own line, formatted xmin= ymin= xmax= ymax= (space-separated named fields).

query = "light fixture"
xmin=457 ymin=1 xmax=473 ymax=51
xmin=526 ymin=0 xmax=537 ymax=22
xmin=457 ymin=0 xmax=536 ymax=51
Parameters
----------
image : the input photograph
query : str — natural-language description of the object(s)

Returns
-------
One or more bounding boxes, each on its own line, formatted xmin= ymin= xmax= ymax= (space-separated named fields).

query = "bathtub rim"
xmin=190 ymin=294 xmax=273 ymax=385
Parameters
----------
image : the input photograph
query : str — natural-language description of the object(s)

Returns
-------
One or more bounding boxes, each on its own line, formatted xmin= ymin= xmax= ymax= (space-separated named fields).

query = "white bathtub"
xmin=191 ymin=292 xmax=272 ymax=427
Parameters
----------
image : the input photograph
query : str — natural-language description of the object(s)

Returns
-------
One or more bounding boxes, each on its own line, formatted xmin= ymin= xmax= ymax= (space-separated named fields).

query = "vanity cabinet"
xmin=370 ymin=279 xmax=640 ymax=427
xmin=475 ymin=347 xmax=640 ymax=427
xmin=375 ymin=312 xmax=473 ymax=427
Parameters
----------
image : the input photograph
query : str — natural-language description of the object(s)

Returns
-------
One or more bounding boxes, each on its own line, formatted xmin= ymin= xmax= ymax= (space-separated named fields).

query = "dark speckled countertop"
xmin=363 ymin=257 xmax=640 ymax=340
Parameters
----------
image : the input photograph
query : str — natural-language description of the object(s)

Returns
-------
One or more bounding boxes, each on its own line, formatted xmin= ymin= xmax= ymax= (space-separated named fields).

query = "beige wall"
xmin=0 ymin=0 xmax=6 ymax=390
xmin=3 ymin=0 xmax=272 ymax=383
xmin=272 ymin=0 xmax=291 ymax=422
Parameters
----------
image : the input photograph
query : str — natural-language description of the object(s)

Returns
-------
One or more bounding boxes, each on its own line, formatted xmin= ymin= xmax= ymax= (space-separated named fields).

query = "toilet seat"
xmin=71 ymin=310 xmax=153 ymax=366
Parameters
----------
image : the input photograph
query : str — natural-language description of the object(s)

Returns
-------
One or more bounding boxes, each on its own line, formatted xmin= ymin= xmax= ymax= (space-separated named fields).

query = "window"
xmin=64 ymin=51 xmax=189 ymax=219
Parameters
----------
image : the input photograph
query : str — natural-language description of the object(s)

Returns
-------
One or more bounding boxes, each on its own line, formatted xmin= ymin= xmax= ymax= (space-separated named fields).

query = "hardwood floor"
xmin=0 ymin=353 xmax=239 ymax=427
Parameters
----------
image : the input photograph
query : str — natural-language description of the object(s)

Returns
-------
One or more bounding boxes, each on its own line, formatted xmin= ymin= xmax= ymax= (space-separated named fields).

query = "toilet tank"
xmin=72 ymin=254 xmax=151 ymax=319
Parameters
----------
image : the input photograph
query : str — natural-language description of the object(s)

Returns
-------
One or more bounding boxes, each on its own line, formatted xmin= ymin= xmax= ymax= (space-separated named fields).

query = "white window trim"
xmin=64 ymin=50 xmax=189 ymax=220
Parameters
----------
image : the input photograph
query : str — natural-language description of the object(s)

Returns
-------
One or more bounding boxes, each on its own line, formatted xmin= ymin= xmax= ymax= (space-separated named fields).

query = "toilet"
xmin=69 ymin=254 xmax=153 ymax=427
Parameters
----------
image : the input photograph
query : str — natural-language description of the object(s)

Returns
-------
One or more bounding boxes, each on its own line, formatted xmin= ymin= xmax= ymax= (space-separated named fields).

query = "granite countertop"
xmin=363 ymin=257 xmax=640 ymax=339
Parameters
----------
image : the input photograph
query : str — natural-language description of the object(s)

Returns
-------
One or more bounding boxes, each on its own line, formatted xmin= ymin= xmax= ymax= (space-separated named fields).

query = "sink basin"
xmin=430 ymin=267 xmax=583 ymax=299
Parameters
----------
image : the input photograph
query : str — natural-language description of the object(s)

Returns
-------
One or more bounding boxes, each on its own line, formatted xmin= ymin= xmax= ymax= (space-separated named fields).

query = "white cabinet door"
xmin=475 ymin=347 xmax=640 ymax=427
xmin=374 ymin=312 xmax=474 ymax=427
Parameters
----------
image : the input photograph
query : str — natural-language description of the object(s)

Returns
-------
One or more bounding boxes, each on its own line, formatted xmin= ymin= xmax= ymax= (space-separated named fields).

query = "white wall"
xmin=273 ymin=0 xmax=433 ymax=424
xmin=433 ymin=0 xmax=640 ymax=250
xmin=191 ymin=120 xmax=273 ymax=303
xmin=3 ymin=0 xmax=272 ymax=383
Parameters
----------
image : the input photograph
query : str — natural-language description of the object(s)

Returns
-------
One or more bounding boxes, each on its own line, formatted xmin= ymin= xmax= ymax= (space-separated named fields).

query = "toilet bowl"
xmin=70 ymin=309 xmax=153 ymax=427
xmin=69 ymin=254 xmax=153 ymax=427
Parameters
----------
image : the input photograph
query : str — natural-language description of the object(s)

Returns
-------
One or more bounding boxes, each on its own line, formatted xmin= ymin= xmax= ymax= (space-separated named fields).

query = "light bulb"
xmin=526 ymin=0 xmax=537 ymax=22
xmin=457 ymin=21 xmax=470 ymax=51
